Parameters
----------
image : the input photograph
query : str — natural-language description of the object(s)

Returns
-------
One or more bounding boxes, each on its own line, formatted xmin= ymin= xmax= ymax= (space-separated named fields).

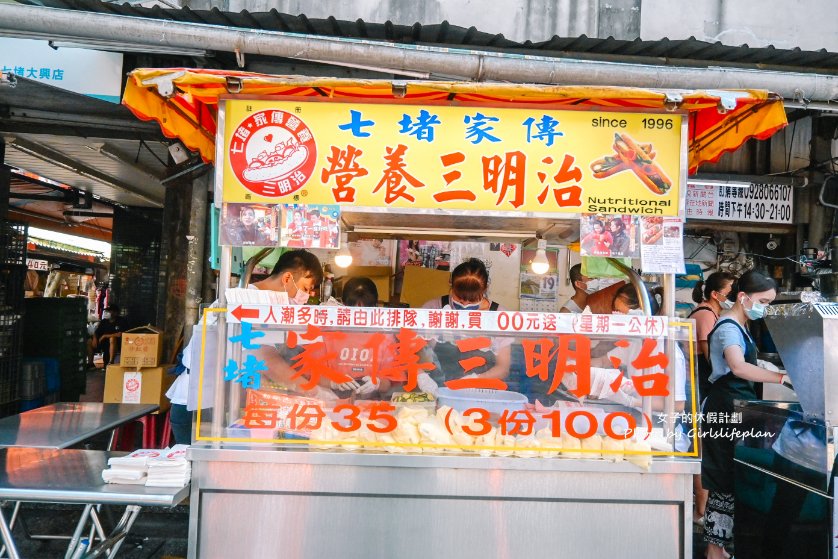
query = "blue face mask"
xmin=743 ymin=294 xmax=767 ymax=320
xmin=451 ymin=300 xmax=481 ymax=311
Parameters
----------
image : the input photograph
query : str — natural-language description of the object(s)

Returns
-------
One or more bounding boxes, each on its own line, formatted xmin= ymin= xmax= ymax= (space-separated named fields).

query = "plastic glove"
xmin=590 ymin=367 xmax=623 ymax=399
xmin=757 ymin=359 xmax=780 ymax=373
xmin=330 ymin=378 xmax=361 ymax=391
xmin=604 ymin=387 xmax=641 ymax=408
xmin=417 ymin=372 xmax=439 ymax=397
xmin=355 ymin=376 xmax=380 ymax=395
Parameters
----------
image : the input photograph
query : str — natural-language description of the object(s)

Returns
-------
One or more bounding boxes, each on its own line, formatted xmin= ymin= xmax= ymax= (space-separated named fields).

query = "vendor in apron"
xmin=701 ymin=270 xmax=789 ymax=559
xmin=687 ymin=271 xmax=736 ymax=528
xmin=415 ymin=258 xmax=512 ymax=395
xmin=320 ymin=277 xmax=402 ymax=399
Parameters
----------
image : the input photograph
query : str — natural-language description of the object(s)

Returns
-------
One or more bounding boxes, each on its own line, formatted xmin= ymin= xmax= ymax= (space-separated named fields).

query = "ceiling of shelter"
xmin=14 ymin=0 xmax=838 ymax=73
xmin=1 ymin=77 xmax=175 ymax=236
xmin=3 ymin=0 xmax=830 ymax=240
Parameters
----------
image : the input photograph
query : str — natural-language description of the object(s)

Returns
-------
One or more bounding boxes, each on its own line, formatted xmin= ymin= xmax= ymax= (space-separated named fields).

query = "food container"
xmin=435 ymin=387 xmax=528 ymax=419
xmin=390 ymin=391 xmax=437 ymax=413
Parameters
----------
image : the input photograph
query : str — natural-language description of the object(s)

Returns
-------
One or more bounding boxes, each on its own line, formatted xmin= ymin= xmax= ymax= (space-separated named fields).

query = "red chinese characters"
xmin=536 ymin=155 xmax=583 ymax=208
xmin=434 ymin=152 xmax=475 ymax=203
xmin=373 ymin=144 xmax=425 ymax=203
xmin=320 ymin=145 xmax=368 ymax=202
xmin=521 ymin=334 xmax=591 ymax=397
xmin=482 ymin=151 xmax=525 ymax=208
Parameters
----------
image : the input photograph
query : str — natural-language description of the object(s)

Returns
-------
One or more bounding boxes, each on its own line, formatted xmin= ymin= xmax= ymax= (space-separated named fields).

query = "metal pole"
xmin=0 ymin=504 xmax=20 ymax=559
xmin=185 ymin=173 xmax=209 ymax=343
xmin=211 ymin=246 xmax=232 ymax=442
xmin=662 ymin=273 xmax=676 ymax=445
xmin=2 ymin=3 xmax=838 ymax=100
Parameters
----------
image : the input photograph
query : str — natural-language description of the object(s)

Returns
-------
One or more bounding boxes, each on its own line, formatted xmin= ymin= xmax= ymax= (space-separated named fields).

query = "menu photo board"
xmin=220 ymin=99 xmax=685 ymax=216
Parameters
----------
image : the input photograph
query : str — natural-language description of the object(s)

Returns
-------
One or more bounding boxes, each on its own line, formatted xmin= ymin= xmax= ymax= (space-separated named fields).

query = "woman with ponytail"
xmin=689 ymin=272 xmax=737 ymax=400
xmin=702 ymin=270 xmax=788 ymax=559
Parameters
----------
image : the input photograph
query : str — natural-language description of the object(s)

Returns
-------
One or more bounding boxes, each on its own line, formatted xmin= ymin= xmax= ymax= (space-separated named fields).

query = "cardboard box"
xmin=400 ymin=266 xmax=451 ymax=308
xmin=104 ymin=364 xmax=176 ymax=411
xmin=121 ymin=326 xmax=163 ymax=367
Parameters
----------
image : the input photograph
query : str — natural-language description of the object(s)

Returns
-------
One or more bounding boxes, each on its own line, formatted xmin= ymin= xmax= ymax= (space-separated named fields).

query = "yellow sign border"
xmin=195 ymin=310 xmax=700 ymax=458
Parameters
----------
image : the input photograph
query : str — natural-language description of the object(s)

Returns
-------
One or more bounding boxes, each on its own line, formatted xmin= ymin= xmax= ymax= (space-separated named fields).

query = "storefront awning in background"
xmin=123 ymin=68 xmax=787 ymax=173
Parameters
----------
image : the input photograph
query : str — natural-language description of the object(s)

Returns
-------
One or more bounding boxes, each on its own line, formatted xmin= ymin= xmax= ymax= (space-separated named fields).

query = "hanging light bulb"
xmin=334 ymin=232 xmax=353 ymax=268
xmin=531 ymin=238 xmax=549 ymax=275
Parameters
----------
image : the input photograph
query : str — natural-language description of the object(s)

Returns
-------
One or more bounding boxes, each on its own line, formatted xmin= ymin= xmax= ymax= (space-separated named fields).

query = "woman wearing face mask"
xmin=687 ymin=272 xmax=735 ymax=529
xmin=701 ymin=270 xmax=788 ymax=559
xmin=416 ymin=259 xmax=511 ymax=395
xmin=689 ymin=272 xmax=737 ymax=401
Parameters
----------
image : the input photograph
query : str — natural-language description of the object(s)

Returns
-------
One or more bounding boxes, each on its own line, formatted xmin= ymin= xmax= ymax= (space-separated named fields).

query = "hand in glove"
xmin=417 ymin=372 xmax=439 ymax=397
xmin=330 ymin=377 xmax=361 ymax=392
xmin=589 ymin=367 xmax=624 ymax=399
xmin=355 ymin=376 xmax=380 ymax=396
xmin=757 ymin=359 xmax=780 ymax=373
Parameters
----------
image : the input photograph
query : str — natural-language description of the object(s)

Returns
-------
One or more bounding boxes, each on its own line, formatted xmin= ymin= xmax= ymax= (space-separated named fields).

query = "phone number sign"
xmin=686 ymin=182 xmax=793 ymax=223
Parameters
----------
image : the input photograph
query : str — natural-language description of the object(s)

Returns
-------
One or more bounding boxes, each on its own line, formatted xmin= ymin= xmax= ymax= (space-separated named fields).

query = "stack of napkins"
xmin=101 ymin=448 xmax=162 ymax=485
xmin=145 ymin=445 xmax=191 ymax=488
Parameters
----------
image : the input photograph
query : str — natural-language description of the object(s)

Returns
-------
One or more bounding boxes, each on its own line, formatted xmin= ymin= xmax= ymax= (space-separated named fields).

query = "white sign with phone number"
xmin=686 ymin=182 xmax=793 ymax=223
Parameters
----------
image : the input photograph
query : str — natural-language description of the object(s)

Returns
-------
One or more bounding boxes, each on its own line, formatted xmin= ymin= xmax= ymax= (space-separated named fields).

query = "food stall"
xmin=732 ymin=302 xmax=838 ymax=558
xmin=123 ymin=70 xmax=788 ymax=558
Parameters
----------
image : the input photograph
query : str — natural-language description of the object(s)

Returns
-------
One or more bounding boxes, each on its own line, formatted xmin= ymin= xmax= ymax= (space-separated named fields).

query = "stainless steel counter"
xmin=188 ymin=445 xmax=699 ymax=473
xmin=0 ymin=448 xmax=187 ymax=506
xmin=0 ymin=403 xmax=159 ymax=449
xmin=188 ymin=446 xmax=699 ymax=559
xmin=0 ymin=448 xmax=188 ymax=559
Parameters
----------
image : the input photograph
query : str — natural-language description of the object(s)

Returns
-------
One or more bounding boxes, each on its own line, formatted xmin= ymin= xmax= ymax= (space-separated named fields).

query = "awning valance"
xmin=123 ymin=68 xmax=787 ymax=173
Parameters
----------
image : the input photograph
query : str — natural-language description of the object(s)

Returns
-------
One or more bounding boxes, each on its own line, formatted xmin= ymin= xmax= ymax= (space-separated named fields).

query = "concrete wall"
xmin=184 ymin=0 xmax=837 ymax=51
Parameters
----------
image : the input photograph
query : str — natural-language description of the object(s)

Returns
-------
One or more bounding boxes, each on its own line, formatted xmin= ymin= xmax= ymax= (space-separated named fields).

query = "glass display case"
xmin=185 ymin=306 xmax=700 ymax=558
xmin=192 ymin=305 xmax=698 ymax=460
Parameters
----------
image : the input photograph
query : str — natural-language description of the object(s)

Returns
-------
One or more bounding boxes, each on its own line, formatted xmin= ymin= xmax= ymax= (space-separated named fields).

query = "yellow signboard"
xmin=221 ymin=99 xmax=684 ymax=216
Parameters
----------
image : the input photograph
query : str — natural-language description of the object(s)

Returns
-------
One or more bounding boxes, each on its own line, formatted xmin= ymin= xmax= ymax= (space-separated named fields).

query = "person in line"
xmin=580 ymin=219 xmax=612 ymax=256
xmin=688 ymin=271 xmax=736 ymax=527
xmin=689 ymin=272 xmax=737 ymax=400
xmin=417 ymin=258 xmax=511 ymax=395
xmin=166 ymin=249 xmax=325 ymax=445
xmin=90 ymin=304 xmax=127 ymax=368
xmin=702 ymin=270 xmax=789 ymax=559
xmin=560 ymin=264 xmax=596 ymax=313
xmin=318 ymin=277 xmax=400 ymax=399
xmin=608 ymin=218 xmax=630 ymax=257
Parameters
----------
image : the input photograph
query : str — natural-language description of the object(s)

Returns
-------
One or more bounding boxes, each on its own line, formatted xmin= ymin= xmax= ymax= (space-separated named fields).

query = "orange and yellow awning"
xmin=123 ymin=67 xmax=787 ymax=172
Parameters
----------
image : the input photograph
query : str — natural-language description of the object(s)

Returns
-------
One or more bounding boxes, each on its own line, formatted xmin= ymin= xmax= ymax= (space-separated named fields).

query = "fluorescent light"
xmin=29 ymin=226 xmax=111 ymax=258
xmin=530 ymin=238 xmax=549 ymax=275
